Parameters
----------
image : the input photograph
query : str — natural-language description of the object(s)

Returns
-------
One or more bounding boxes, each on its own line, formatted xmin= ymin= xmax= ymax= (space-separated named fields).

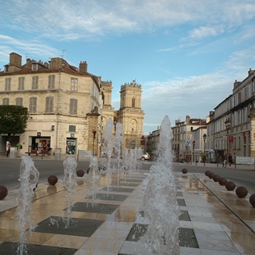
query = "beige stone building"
xmin=207 ymin=68 xmax=255 ymax=162
xmin=117 ymin=81 xmax=144 ymax=150
xmin=172 ymin=116 xmax=206 ymax=162
xmin=0 ymin=52 xmax=145 ymax=157
xmin=100 ymin=80 xmax=145 ymax=153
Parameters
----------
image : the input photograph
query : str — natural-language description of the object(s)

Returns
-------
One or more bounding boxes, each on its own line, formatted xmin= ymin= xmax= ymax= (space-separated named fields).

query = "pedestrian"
xmin=16 ymin=142 xmax=22 ymax=157
xmin=223 ymin=159 xmax=226 ymax=168
xmin=228 ymin=154 xmax=233 ymax=166
xmin=6 ymin=143 xmax=11 ymax=158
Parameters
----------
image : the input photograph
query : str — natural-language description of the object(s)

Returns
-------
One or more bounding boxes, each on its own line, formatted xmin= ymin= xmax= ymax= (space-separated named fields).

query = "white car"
xmin=141 ymin=152 xmax=150 ymax=160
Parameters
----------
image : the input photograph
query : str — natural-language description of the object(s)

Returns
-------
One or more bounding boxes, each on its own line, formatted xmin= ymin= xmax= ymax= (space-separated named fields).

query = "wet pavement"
xmin=0 ymin=166 xmax=255 ymax=254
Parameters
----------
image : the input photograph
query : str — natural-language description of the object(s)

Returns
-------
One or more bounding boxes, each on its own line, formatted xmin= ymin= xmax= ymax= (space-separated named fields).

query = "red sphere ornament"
xmin=213 ymin=175 xmax=221 ymax=182
xmin=77 ymin=169 xmax=85 ymax=177
xmin=235 ymin=186 xmax=248 ymax=198
xmin=208 ymin=172 xmax=215 ymax=179
xmin=182 ymin=168 xmax=188 ymax=174
xmin=48 ymin=175 xmax=58 ymax=185
xmin=249 ymin=194 xmax=255 ymax=207
xmin=225 ymin=181 xmax=236 ymax=191
xmin=0 ymin=185 xmax=8 ymax=200
xmin=219 ymin=178 xmax=227 ymax=186
xmin=205 ymin=170 xmax=211 ymax=176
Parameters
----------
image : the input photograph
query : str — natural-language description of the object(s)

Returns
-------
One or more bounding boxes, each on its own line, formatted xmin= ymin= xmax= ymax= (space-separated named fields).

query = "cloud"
xmin=0 ymin=34 xmax=60 ymax=63
xmin=1 ymin=0 xmax=255 ymax=41
xmin=189 ymin=26 xmax=224 ymax=39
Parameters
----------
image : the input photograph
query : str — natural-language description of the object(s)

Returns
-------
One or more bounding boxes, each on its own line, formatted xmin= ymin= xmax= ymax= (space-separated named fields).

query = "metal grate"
xmin=178 ymin=228 xmax=199 ymax=248
xmin=177 ymin=199 xmax=186 ymax=206
xmin=71 ymin=202 xmax=118 ymax=214
xmin=126 ymin=223 xmax=148 ymax=242
xmin=125 ymin=224 xmax=199 ymax=248
xmin=34 ymin=216 xmax=104 ymax=237
xmin=87 ymin=193 xmax=128 ymax=201
xmin=0 ymin=242 xmax=77 ymax=255
xmin=101 ymin=187 xmax=135 ymax=193
xmin=179 ymin=210 xmax=191 ymax=221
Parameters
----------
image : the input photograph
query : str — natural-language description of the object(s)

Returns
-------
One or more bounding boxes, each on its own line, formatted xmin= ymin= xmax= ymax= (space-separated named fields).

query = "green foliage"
xmin=0 ymin=105 xmax=29 ymax=137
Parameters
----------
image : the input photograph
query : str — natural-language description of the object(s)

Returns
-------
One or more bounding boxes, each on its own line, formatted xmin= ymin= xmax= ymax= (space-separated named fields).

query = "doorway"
xmin=66 ymin=138 xmax=77 ymax=155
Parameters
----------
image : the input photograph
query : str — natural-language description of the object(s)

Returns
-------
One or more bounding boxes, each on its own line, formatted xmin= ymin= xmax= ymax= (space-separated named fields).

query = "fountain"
xmin=62 ymin=156 xmax=77 ymax=228
xmin=102 ymin=118 xmax=114 ymax=193
xmin=114 ymin=122 xmax=123 ymax=187
xmin=89 ymin=156 xmax=100 ymax=204
xmin=138 ymin=115 xmax=180 ymax=255
xmin=17 ymin=156 xmax=39 ymax=255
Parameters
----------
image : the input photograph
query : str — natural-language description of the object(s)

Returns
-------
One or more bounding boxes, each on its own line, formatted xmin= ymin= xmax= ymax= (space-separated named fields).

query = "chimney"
xmin=10 ymin=52 xmax=22 ymax=67
xmin=248 ymin=68 xmax=254 ymax=76
xmin=50 ymin=58 xmax=63 ymax=70
xmin=8 ymin=52 xmax=22 ymax=72
xmin=79 ymin=61 xmax=87 ymax=74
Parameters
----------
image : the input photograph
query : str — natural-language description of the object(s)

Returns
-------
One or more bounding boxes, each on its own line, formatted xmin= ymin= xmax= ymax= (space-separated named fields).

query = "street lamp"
xmin=92 ymin=130 xmax=97 ymax=156
xmin=192 ymin=140 xmax=195 ymax=164
xmin=203 ymin=133 xmax=207 ymax=166
xmin=225 ymin=118 xmax=231 ymax=165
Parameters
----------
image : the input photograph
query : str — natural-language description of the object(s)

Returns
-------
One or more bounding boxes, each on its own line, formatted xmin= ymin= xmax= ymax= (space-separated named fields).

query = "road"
xmin=0 ymin=158 xmax=255 ymax=195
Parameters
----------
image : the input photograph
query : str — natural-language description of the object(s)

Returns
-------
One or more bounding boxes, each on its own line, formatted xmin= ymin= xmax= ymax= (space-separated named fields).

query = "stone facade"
xmin=172 ymin=116 xmax=206 ymax=162
xmin=117 ymin=81 xmax=144 ymax=150
xmin=0 ymin=52 xmax=145 ymax=157
xmin=208 ymin=68 xmax=255 ymax=161
xmin=0 ymin=52 xmax=101 ymax=156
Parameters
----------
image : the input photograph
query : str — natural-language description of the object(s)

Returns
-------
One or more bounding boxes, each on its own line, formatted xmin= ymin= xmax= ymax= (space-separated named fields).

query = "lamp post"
xmin=225 ymin=118 xmax=231 ymax=165
xmin=192 ymin=140 xmax=195 ymax=164
xmin=203 ymin=133 xmax=207 ymax=166
xmin=92 ymin=130 xmax=96 ymax=156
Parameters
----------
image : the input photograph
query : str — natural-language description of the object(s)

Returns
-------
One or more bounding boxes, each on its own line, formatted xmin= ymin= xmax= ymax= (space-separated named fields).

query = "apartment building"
xmin=172 ymin=116 xmax=206 ymax=162
xmin=0 ymin=52 xmax=103 ymax=156
xmin=0 ymin=52 xmax=145 ymax=156
xmin=207 ymin=68 xmax=255 ymax=162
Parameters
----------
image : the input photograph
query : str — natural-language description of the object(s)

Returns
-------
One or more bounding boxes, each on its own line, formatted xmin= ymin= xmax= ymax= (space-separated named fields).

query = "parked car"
xmin=141 ymin=152 xmax=150 ymax=160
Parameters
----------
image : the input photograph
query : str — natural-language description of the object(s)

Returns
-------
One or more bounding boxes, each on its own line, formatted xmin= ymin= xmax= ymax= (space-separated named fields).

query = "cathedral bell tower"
xmin=117 ymin=81 xmax=144 ymax=149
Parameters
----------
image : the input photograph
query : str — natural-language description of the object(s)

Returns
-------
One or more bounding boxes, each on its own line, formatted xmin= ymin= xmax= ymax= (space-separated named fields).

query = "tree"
xmin=0 ymin=105 xmax=29 ymax=141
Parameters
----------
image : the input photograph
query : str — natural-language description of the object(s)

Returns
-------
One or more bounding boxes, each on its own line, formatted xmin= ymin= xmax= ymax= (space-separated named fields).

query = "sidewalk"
xmin=0 ymin=168 xmax=255 ymax=254
xmin=182 ymin=161 xmax=255 ymax=170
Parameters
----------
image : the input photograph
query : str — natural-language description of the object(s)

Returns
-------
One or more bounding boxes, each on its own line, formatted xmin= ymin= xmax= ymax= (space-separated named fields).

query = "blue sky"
xmin=1 ymin=0 xmax=255 ymax=134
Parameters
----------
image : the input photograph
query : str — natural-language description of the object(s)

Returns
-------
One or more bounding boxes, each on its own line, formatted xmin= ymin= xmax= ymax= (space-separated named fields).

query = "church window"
xmin=132 ymin=97 xmax=135 ymax=107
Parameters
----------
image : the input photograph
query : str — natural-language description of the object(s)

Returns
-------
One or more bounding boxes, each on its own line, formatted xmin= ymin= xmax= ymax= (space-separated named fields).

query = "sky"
xmin=1 ymin=0 xmax=255 ymax=134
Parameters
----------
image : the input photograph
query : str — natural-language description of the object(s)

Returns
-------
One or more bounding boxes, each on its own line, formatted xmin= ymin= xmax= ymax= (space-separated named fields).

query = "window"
xmin=32 ymin=76 xmax=38 ymax=89
xmin=69 ymin=125 xmax=76 ymax=132
xmin=32 ymin=63 xmax=38 ymax=71
xmin=132 ymin=97 xmax=135 ymax=107
xmin=29 ymin=97 xmax=37 ymax=113
xmin=238 ymin=92 xmax=241 ymax=104
xmin=18 ymin=77 xmax=25 ymax=90
xmin=2 ymin=98 xmax=9 ymax=105
xmin=70 ymin=99 xmax=77 ymax=115
xmin=45 ymin=97 xmax=54 ymax=112
xmin=71 ymin=78 xmax=78 ymax=91
xmin=16 ymin=97 xmax=23 ymax=106
xmin=48 ymin=75 xmax=55 ymax=89
xmin=5 ymin=78 xmax=11 ymax=91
